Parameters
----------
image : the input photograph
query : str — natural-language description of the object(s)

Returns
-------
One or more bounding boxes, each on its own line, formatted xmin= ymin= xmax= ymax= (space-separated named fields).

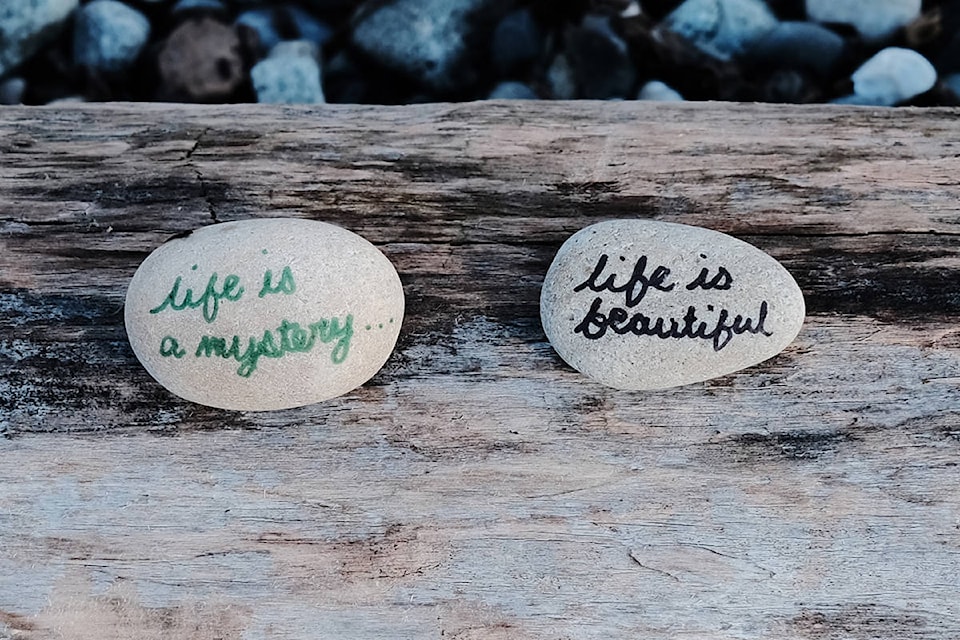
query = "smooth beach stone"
xmin=850 ymin=47 xmax=936 ymax=107
xmin=488 ymin=80 xmax=538 ymax=100
xmin=74 ymin=0 xmax=151 ymax=73
xmin=251 ymin=41 xmax=325 ymax=104
xmin=663 ymin=0 xmax=778 ymax=60
xmin=806 ymin=0 xmax=920 ymax=42
xmin=540 ymin=220 xmax=805 ymax=391
xmin=637 ymin=80 xmax=684 ymax=101
xmin=351 ymin=0 xmax=494 ymax=92
xmin=125 ymin=219 xmax=404 ymax=411
xmin=747 ymin=21 xmax=845 ymax=77
xmin=0 ymin=0 xmax=77 ymax=78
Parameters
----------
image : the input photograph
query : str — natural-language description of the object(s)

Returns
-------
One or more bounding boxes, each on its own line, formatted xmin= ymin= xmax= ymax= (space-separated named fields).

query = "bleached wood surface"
xmin=0 ymin=102 xmax=958 ymax=639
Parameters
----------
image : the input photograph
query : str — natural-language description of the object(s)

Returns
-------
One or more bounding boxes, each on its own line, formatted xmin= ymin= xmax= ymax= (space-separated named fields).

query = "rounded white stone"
xmin=665 ymin=0 xmax=778 ymax=60
xmin=125 ymin=218 xmax=404 ymax=410
xmin=851 ymin=47 xmax=937 ymax=107
xmin=806 ymin=0 xmax=920 ymax=42
xmin=540 ymin=220 xmax=805 ymax=391
xmin=637 ymin=80 xmax=684 ymax=102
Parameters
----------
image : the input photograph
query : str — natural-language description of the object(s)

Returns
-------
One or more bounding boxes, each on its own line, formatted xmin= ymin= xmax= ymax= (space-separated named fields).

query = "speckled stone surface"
xmin=540 ymin=219 xmax=805 ymax=390
xmin=125 ymin=218 xmax=404 ymax=410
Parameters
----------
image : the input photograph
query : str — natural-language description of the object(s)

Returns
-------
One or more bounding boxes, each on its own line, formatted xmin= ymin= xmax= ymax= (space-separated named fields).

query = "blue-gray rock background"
xmin=1 ymin=0 xmax=958 ymax=106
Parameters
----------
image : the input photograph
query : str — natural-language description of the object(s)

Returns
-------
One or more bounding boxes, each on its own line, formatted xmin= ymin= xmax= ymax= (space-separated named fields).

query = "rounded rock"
xmin=664 ymin=0 xmax=778 ymax=60
xmin=158 ymin=18 xmax=244 ymax=102
xmin=351 ymin=0 xmax=493 ymax=92
xmin=637 ymin=80 xmax=684 ymax=101
xmin=251 ymin=41 xmax=325 ymax=104
xmin=491 ymin=8 xmax=543 ymax=74
xmin=747 ymin=21 xmax=845 ymax=77
xmin=74 ymin=0 xmax=151 ymax=72
xmin=125 ymin=219 xmax=405 ymax=411
xmin=806 ymin=0 xmax=920 ymax=42
xmin=851 ymin=46 xmax=936 ymax=106
xmin=540 ymin=220 xmax=805 ymax=391
xmin=488 ymin=81 xmax=537 ymax=99
xmin=0 ymin=0 xmax=77 ymax=78
xmin=0 ymin=77 xmax=27 ymax=105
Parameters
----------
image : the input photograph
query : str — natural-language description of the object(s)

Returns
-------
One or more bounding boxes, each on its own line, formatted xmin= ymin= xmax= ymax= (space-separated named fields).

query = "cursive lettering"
xmin=194 ymin=315 xmax=353 ymax=377
xmin=573 ymin=254 xmax=675 ymax=307
xmin=685 ymin=266 xmax=732 ymax=291
xmin=149 ymin=271 xmax=244 ymax=324
xmin=159 ymin=335 xmax=185 ymax=358
xmin=259 ymin=266 xmax=296 ymax=298
xmin=574 ymin=297 xmax=772 ymax=351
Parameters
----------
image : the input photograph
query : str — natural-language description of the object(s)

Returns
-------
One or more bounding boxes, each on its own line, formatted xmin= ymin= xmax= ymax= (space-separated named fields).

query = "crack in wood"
xmin=183 ymin=127 xmax=210 ymax=161
xmin=627 ymin=550 xmax=681 ymax=582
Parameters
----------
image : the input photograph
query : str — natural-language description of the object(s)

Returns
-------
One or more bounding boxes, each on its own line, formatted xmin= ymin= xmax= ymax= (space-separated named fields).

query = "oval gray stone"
xmin=74 ymin=0 xmax=151 ymax=72
xmin=851 ymin=47 xmax=936 ymax=107
xmin=806 ymin=0 xmax=920 ymax=42
xmin=250 ymin=41 xmax=325 ymax=104
xmin=664 ymin=0 xmax=778 ymax=60
xmin=540 ymin=220 xmax=805 ymax=390
xmin=0 ymin=0 xmax=78 ymax=78
xmin=125 ymin=219 xmax=404 ymax=410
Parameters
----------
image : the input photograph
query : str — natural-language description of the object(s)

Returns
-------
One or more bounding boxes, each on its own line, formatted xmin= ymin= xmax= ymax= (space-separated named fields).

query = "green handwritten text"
xmin=194 ymin=315 xmax=353 ymax=377
xmin=149 ymin=272 xmax=244 ymax=323
xmin=159 ymin=336 xmax=185 ymax=358
xmin=259 ymin=266 xmax=296 ymax=298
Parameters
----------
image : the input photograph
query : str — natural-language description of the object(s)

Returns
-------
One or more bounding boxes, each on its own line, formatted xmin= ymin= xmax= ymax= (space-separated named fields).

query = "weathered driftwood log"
xmin=0 ymin=102 xmax=958 ymax=639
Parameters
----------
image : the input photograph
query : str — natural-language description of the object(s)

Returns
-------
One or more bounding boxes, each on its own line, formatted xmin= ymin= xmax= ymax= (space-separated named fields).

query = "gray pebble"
xmin=851 ymin=47 xmax=936 ymax=106
xmin=352 ymin=0 xmax=494 ymax=92
xmin=157 ymin=17 xmax=243 ymax=102
xmin=0 ymin=0 xmax=78 ymax=77
xmin=664 ymin=0 xmax=778 ymax=60
xmin=74 ymin=0 xmax=151 ymax=72
xmin=0 ymin=77 xmax=26 ymax=105
xmin=491 ymin=8 xmax=543 ymax=74
xmin=747 ymin=21 xmax=845 ymax=77
xmin=806 ymin=0 xmax=920 ymax=42
xmin=488 ymin=81 xmax=537 ymax=100
xmin=251 ymin=41 xmax=325 ymax=104
xmin=637 ymin=80 xmax=684 ymax=101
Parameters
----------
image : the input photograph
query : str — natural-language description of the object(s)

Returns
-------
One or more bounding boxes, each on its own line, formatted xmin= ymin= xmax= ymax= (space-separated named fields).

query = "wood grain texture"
xmin=0 ymin=102 xmax=958 ymax=639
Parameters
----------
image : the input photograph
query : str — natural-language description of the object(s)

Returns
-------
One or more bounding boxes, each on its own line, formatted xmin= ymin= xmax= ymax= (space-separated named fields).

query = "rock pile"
xmin=1 ymin=0 xmax=958 ymax=106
